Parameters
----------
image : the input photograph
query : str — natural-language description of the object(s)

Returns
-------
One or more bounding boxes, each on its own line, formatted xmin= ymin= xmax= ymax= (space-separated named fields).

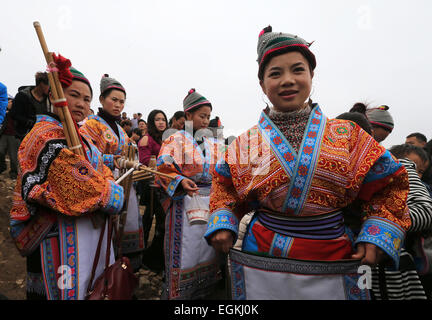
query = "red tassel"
xmin=52 ymin=53 xmax=73 ymax=88
xmin=188 ymin=88 xmax=195 ymax=95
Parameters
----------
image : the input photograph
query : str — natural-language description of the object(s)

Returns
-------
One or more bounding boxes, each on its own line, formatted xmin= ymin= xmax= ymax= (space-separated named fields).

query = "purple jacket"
xmin=138 ymin=134 xmax=161 ymax=166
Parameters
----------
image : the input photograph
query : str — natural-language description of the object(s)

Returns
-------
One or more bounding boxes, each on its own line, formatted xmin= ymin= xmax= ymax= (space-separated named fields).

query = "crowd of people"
xmin=1 ymin=24 xmax=432 ymax=301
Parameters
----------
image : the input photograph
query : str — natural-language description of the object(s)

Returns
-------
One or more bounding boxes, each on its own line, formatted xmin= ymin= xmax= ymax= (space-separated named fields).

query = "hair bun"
xmin=350 ymin=102 xmax=367 ymax=114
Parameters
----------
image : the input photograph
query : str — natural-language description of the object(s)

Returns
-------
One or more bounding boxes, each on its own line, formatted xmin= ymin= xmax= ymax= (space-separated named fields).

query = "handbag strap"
xmin=86 ymin=216 xmax=113 ymax=295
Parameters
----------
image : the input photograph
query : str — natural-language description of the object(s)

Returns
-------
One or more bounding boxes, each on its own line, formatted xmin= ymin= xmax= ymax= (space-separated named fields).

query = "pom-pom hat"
xmin=100 ymin=74 xmax=126 ymax=96
xmin=257 ymin=25 xmax=316 ymax=80
xmin=366 ymin=105 xmax=394 ymax=132
xmin=183 ymin=88 xmax=212 ymax=112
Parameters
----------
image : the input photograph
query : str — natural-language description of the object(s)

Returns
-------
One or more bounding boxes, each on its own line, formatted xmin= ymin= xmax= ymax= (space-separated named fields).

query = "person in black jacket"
xmin=0 ymin=94 xmax=19 ymax=179
xmin=9 ymin=72 xmax=50 ymax=140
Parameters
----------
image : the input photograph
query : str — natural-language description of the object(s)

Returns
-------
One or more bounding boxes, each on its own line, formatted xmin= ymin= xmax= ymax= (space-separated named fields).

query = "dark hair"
xmin=336 ymin=112 xmax=372 ymax=135
xmin=425 ymin=140 xmax=432 ymax=157
xmin=100 ymin=88 xmax=126 ymax=99
xmin=407 ymin=132 xmax=427 ymax=144
xmin=138 ymin=119 xmax=147 ymax=125
xmin=389 ymin=144 xmax=430 ymax=164
xmin=35 ymin=72 xmax=49 ymax=86
xmin=258 ymin=47 xmax=315 ymax=81
xmin=349 ymin=102 xmax=369 ymax=114
xmin=209 ymin=116 xmax=221 ymax=128
xmin=147 ymin=109 xmax=168 ymax=145
xmin=185 ymin=104 xmax=211 ymax=119
xmin=132 ymin=128 xmax=143 ymax=139
xmin=121 ymin=119 xmax=132 ymax=127
xmin=169 ymin=111 xmax=185 ymax=126
xmin=172 ymin=111 xmax=185 ymax=120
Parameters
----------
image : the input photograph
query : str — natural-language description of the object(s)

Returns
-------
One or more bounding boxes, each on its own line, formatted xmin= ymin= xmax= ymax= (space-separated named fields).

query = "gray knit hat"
xmin=257 ymin=25 xmax=316 ymax=79
xmin=366 ymin=105 xmax=394 ymax=132
xmin=100 ymin=74 xmax=126 ymax=96
xmin=183 ymin=88 xmax=212 ymax=112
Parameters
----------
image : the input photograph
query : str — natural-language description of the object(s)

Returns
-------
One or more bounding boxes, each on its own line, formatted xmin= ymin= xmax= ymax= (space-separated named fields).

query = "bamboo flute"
xmin=33 ymin=21 xmax=102 ymax=228
xmin=33 ymin=21 xmax=85 ymax=158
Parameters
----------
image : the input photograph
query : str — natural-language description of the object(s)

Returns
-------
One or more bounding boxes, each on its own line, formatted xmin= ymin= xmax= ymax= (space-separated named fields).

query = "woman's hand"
xmin=352 ymin=243 xmax=386 ymax=266
xmin=210 ymin=230 xmax=234 ymax=254
xmin=181 ymin=178 xmax=199 ymax=196
xmin=113 ymin=155 xmax=122 ymax=169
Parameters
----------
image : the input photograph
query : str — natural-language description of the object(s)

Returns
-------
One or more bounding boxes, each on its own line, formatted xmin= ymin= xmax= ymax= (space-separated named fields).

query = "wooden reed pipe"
xmin=118 ymin=158 xmax=175 ymax=181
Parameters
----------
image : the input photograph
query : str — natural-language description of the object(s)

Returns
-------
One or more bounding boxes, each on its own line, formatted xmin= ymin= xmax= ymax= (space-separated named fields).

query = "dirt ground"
xmin=0 ymin=170 xmax=26 ymax=300
xmin=0 ymin=161 xmax=162 ymax=300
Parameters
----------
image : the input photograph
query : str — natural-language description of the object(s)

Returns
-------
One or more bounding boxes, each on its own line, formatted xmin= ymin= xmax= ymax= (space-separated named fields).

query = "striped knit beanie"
xmin=183 ymin=88 xmax=212 ymax=112
xmin=366 ymin=105 xmax=394 ymax=132
xmin=257 ymin=25 xmax=316 ymax=80
xmin=70 ymin=67 xmax=93 ymax=96
xmin=100 ymin=74 xmax=126 ymax=96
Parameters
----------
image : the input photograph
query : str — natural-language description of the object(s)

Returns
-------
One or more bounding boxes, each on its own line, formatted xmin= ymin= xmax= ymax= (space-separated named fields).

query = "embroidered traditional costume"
xmin=80 ymin=75 xmax=144 ymax=270
xmin=156 ymin=89 xmax=226 ymax=300
xmin=204 ymin=27 xmax=411 ymax=300
xmin=10 ymin=113 xmax=124 ymax=300
xmin=80 ymin=113 xmax=144 ymax=270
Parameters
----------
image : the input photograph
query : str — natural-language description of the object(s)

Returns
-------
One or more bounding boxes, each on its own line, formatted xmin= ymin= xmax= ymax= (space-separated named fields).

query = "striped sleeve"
xmin=400 ymin=159 xmax=432 ymax=233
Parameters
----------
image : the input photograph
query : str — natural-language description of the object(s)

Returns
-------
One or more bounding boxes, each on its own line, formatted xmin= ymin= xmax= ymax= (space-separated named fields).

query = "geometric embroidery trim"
xmin=229 ymin=249 xmax=362 ymax=275
xmin=283 ymin=105 xmax=327 ymax=215
xmin=22 ymin=139 xmax=67 ymax=201
xmin=230 ymin=258 xmax=246 ymax=300
xmin=355 ymin=217 xmax=405 ymax=269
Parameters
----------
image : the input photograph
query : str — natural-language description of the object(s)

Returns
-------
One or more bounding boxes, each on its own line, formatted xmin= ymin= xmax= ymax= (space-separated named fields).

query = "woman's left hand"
xmin=351 ymin=243 xmax=386 ymax=266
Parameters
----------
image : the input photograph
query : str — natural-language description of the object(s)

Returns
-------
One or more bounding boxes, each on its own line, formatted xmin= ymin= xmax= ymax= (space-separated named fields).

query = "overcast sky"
xmin=1 ymin=0 xmax=431 ymax=148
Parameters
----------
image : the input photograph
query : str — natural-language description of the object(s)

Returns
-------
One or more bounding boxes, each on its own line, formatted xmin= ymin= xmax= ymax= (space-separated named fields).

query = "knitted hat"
xmin=183 ymin=88 xmax=212 ymax=112
xmin=366 ymin=105 xmax=394 ymax=132
xmin=208 ymin=116 xmax=222 ymax=128
xmin=100 ymin=74 xmax=126 ymax=96
xmin=70 ymin=67 xmax=93 ymax=96
xmin=257 ymin=25 xmax=316 ymax=79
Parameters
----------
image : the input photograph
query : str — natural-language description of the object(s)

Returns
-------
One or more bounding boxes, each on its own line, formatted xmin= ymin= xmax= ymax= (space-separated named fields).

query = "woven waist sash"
xmin=257 ymin=209 xmax=345 ymax=240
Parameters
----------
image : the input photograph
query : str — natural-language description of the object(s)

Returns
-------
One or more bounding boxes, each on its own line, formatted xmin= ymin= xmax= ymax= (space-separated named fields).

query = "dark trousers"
xmin=138 ymin=180 xmax=166 ymax=272
xmin=0 ymin=134 xmax=20 ymax=177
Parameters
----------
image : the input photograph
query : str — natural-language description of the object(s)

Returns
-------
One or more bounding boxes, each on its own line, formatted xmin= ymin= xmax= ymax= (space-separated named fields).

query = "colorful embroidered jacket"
xmin=204 ymin=105 xmax=411 ymax=267
xmin=156 ymin=130 xmax=226 ymax=199
xmin=79 ymin=114 xmax=130 ymax=169
xmin=9 ymin=114 xmax=124 ymax=253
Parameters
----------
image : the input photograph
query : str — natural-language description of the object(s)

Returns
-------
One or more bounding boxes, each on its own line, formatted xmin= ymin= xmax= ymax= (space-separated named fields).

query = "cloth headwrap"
xmin=257 ymin=25 xmax=316 ymax=79
xmin=366 ymin=105 xmax=394 ymax=132
xmin=100 ymin=74 xmax=126 ymax=96
xmin=183 ymin=88 xmax=212 ymax=112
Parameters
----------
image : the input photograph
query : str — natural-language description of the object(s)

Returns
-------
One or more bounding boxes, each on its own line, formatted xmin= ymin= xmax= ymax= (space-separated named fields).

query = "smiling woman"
xmin=205 ymin=25 xmax=412 ymax=300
